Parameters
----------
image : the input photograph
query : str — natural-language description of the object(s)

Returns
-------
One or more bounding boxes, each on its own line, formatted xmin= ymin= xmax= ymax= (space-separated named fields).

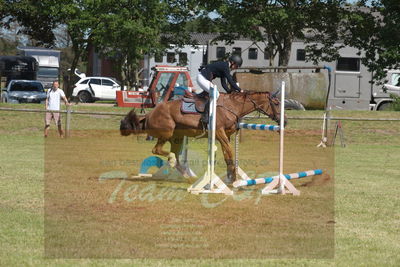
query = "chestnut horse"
xmin=120 ymin=91 xmax=285 ymax=183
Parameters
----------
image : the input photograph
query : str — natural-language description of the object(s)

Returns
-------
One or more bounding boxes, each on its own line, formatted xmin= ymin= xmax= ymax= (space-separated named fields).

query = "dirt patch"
xmin=302 ymin=173 xmax=331 ymax=187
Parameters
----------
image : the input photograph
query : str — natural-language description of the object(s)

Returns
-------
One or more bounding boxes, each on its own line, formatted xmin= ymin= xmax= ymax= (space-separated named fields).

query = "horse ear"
xmin=271 ymin=88 xmax=280 ymax=98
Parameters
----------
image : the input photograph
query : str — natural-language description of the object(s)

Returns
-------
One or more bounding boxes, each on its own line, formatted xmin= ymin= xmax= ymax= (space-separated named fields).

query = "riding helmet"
xmin=229 ymin=54 xmax=243 ymax=67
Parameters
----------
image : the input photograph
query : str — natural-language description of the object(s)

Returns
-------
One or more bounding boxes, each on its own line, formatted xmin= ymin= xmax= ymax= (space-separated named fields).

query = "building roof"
xmin=17 ymin=46 xmax=61 ymax=52
xmin=189 ymin=33 xmax=219 ymax=45
xmin=189 ymin=32 xmax=256 ymax=45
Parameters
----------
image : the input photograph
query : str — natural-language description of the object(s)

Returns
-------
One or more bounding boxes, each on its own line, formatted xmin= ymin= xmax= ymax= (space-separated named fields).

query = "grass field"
xmin=0 ymin=103 xmax=399 ymax=266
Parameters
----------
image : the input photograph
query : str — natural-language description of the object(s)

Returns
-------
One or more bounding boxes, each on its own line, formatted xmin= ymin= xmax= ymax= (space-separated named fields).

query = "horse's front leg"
xmin=216 ymin=129 xmax=236 ymax=184
xmin=152 ymin=138 xmax=176 ymax=167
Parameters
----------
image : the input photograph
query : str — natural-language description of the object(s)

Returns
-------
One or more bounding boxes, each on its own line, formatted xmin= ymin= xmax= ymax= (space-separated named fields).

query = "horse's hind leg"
xmin=170 ymin=136 xmax=191 ymax=178
xmin=216 ymin=129 xmax=236 ymax=184
xmin=152 ymin=138 xmax=176 ymax=167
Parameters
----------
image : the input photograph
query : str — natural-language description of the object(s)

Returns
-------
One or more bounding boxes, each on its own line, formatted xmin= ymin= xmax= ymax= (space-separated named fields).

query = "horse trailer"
xmin=17 ymin=46 xmax=61 ymax=89
xmin=207 ymin=39 xmax=399 ymax=110
xmin=0 ymin=56 xmax=38 ymax=86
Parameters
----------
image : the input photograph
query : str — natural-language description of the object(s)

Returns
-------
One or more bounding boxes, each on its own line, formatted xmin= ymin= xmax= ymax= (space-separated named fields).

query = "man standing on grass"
xmin=44 ymin=81 xmax=70 ymax=138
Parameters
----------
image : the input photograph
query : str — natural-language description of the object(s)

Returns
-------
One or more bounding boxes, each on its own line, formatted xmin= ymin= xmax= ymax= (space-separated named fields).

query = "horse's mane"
xmin=224 ymin=91 xmax=271 ymax=101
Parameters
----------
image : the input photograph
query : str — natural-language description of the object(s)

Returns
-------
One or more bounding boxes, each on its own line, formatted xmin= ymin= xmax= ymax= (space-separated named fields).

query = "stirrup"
xmin=195 ymin=121 xmax=207 ymax=139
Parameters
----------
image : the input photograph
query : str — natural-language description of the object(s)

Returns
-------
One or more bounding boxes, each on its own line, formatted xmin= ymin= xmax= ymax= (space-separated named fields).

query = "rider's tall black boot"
xmin=201 ymin=100 xmax=210 ymax=128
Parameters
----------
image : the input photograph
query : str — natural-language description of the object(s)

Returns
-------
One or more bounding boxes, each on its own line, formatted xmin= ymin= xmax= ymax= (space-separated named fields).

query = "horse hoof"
xmin=224 ymin=177 xmax=234 ymax=185
xmin=181 ymin=172 xmax=190 ymax=179
xmin=167 ymin=153 xmax=176 ymax=168
xmin=168 ymin=159 xmax=176 ymax=168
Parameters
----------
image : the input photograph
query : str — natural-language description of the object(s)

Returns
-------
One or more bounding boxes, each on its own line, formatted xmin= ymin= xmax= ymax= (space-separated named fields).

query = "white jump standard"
xmin=187 ymin=81 xmax=321 ymax=195
xmin=233 ymin=169 xmax=323 ymax=188
xmin=187 ymin=85 xmax=233 ymax=195
xmin=234 ymin=81 xmax=321 ymax=195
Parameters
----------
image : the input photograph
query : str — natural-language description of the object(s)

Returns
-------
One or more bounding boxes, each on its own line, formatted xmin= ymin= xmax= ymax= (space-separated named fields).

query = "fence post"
xmin=65 ymin=105 xmax=72 ymax=138
xmin=326 ymin=107 xmax=331 ymax=145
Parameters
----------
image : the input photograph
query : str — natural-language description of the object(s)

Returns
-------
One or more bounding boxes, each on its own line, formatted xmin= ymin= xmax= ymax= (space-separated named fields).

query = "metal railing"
xmin=1 ymin=106 xmax=399 ymax=140
xmin=0 ymin=106 xmax=126 ymax=138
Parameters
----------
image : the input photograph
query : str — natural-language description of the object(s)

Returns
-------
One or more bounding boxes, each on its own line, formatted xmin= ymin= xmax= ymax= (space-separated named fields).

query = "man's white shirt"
xmin=47 ymin=88 xmax=66 ymax=111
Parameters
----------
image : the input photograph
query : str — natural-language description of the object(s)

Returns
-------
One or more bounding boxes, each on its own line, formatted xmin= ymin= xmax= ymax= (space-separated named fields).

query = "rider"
xmin=196 ymin=54 xmax=243 ymax=124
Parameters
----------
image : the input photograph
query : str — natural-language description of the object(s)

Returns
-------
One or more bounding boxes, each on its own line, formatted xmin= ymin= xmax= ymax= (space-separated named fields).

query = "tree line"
xmin=0 ymin=0 xmax=399 ymax=95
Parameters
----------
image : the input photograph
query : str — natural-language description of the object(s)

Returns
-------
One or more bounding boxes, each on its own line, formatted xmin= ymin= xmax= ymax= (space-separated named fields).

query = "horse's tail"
xmin=120 ymin=109 xmax=146 ymax=135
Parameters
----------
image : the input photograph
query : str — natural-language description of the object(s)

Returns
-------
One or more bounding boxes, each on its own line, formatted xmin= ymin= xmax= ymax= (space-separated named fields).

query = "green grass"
xmin=0 ymin=103 xmax=399 ymax=266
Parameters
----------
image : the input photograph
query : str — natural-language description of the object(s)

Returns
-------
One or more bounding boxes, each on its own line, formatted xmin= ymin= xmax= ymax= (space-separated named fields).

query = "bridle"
xmin=216 ymin=91 xmax=281 ymax=123
xmin=247 ymin=92 xmax=280 ymax=122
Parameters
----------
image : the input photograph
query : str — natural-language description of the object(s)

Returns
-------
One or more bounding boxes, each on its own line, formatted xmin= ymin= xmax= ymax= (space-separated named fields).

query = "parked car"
xmin=1 ymin=80 xmax=46 ymax=104
xmin=72 ymin=77 xmax=122 ymax=103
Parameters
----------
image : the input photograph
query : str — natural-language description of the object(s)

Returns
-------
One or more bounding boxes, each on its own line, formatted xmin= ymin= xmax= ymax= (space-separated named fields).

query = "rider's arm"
xmin=220 ymin=77 xmax=232 ymax=93
xmin=223 ymin=66 xmax=241 ymax=92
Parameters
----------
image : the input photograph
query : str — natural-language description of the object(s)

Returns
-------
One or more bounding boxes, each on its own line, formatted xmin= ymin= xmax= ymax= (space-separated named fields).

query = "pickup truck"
xmin=1 ymin=80 xmax=47 ymax=104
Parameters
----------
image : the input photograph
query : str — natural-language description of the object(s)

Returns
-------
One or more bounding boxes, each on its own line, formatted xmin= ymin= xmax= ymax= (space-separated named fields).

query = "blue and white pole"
xmin=238 ymin=123 xmax=279 ymax=131
xmin=233 ymin=169 xmax=323 ymax=188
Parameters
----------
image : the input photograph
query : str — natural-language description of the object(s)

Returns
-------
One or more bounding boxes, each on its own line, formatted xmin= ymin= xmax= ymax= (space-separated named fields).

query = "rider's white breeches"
xmin=197 ymin=73 xmax=214 ymax=93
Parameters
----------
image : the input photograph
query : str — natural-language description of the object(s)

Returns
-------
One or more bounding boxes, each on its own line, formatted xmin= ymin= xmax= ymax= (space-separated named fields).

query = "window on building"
xmin=248 ymin=48 xmax=258 ymax=60
xmin=216 ymin=47 xmax=226 ymax=59
xmin=155 ymin=53 xmax=163 ymax=63
xmin=178 ymin=52 xmax=188 ymax=66
xmin=264 ymin=48 xmax=270 ymax=60
xmin=167 ymin=52 xmax=176 ymax=63
xmin=337 ymin=57 xmax=360 ymax=72
xmin=296 ymin=49 xmax=306 ymax=61
xmin=232 ymin=47 xmax=242 ymax=56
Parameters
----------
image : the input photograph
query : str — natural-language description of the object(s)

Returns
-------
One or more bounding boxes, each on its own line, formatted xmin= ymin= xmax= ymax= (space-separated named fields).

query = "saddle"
xmin=181 ymin=91 xmax=209 ymax=114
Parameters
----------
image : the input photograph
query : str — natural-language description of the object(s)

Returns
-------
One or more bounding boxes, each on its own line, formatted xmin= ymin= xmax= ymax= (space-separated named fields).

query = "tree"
xmin=1 ymin=0 xmax=92 ymax=95
xmin=53 ymin=0 xmax=99 ymax=96
xmin=1 ymin=0 xmax=57 ymax=46
xmin=0 ymin=37 xmax=18 ymax=55
xmin=89 ymin=0 xmax=169 ymax=88
xmin=2 ymin=0 xmax=200 ymax=91
xmin=344 ymin=0 xmax=400 ymax=81
xmin=90 ymin=0 xmax=205 ymax=87
xmin=199 ymin=0 xmax=346 ymax=66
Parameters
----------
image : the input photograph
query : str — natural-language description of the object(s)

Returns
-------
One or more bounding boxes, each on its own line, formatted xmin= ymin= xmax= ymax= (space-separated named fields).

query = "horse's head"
xmin=120 ymin=109 xmax=143 ymax=136
xmin=249 ymin=91 xmax=287 ymax=126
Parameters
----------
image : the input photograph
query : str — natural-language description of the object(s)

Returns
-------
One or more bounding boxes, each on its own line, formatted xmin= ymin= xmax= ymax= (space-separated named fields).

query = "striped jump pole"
xmin=233 ymin=169 xmax=323 ymax=188
xmin=238 ymin=123 xmax=280 ymax=131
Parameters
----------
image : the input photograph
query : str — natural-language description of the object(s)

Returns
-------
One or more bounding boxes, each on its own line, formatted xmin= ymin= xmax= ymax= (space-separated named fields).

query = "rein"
xmin=216 ymin=92 xmax=279 ymax=122
xmin=247 ymin=92 xmax=279 ymax=121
